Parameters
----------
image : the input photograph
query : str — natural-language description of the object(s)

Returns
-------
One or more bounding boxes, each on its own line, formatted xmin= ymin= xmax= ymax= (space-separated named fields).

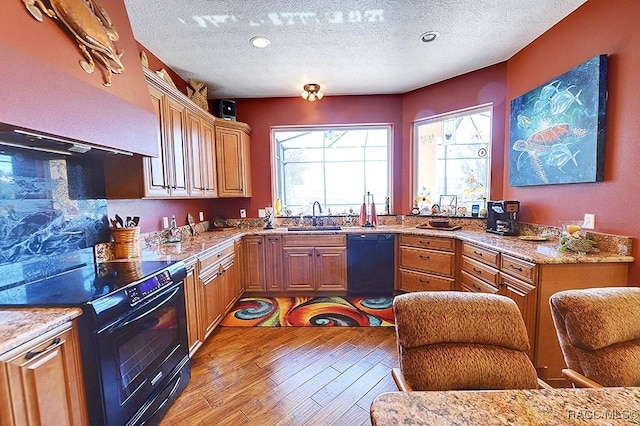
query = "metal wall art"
xmin=509 ymin=55 xmax=608 ymax=186
xmin=22 ymin=0 xmax=125 ymax=86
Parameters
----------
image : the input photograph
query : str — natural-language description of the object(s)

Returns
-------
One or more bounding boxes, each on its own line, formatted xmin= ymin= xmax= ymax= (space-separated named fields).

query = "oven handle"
xmin=106 ymin=284 xmax=181 ymax=334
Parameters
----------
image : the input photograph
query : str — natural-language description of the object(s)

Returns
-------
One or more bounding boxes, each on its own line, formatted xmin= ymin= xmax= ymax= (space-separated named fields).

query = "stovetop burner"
xmin=0 ymin=260 xmax=179 ymax=307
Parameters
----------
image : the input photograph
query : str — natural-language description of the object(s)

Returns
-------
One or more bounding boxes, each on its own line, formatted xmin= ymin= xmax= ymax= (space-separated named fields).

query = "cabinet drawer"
xmin=461 ymin=256 xmax=500 ymax=285
xmin=282 ymin=235 xmax=346 ymax=247
xmin=501 ymin=254 xmax=537 ymax=283
xmin=399 ymin=246 xmax=454 ymax=277
xmin=400 ymin=235 xmax=455 ymax=252
xmin=199 ymin=242 xmax=235 ymax=271
xmin=461 ymin=242 xmax=499 ymax=267
xmin=399 ymin=269 xmax=453 ymax=292
xmin=461 ymin=270 xmax=499 ymax=294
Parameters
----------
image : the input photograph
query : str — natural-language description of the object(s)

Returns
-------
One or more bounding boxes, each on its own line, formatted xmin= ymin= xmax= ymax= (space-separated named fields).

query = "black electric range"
xmin=0 ymin=259 xmax=191 ymax=426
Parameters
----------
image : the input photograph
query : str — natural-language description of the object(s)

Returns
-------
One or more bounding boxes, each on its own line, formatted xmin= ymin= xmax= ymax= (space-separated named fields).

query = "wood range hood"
xmin=0 ymin=1 xmax=159 ymax=158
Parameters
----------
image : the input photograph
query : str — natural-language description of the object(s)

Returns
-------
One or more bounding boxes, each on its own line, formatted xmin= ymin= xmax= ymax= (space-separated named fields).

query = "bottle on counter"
xmin=275 ymin=198 xmax=282 ymax=216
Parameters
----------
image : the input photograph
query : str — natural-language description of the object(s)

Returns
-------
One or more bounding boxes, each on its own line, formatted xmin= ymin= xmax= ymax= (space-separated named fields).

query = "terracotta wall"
xmin=214 ymin=95 xmax=404 ymax=219
xmin=108 ymin=198 xmax=216 ymax=233
xmin=0 ymin=0 xmax=158 ymax=156
xmin=504 ymin=0 xmax=640 ymax=283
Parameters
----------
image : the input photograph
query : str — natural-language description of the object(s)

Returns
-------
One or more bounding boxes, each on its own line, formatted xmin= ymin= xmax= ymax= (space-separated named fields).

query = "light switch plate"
xmin=583 ymin=213 xmax=595 ymax=229
xmin=240 ymin=209 xmax=247 ymax=218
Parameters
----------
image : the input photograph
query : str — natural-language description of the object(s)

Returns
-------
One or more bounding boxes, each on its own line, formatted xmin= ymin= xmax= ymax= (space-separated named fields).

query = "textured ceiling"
xmin=123 ymin=0 xmax=586 ymax=99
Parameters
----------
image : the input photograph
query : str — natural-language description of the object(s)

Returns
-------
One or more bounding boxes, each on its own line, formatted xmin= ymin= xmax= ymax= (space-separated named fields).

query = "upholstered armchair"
xmin=391 ymin=291 xmax=549 ymax=391
xmin=549 ymin=287 xmax=640 ymax=388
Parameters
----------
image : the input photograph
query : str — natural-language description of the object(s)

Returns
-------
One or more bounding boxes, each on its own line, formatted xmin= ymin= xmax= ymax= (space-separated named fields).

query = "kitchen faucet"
xmin=312 ymin=201 xmax=322 ymax=226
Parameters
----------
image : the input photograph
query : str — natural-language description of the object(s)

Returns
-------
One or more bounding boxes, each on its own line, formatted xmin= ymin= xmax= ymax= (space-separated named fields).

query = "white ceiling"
xmin=123 ymin=0 xmax=586 ymax=99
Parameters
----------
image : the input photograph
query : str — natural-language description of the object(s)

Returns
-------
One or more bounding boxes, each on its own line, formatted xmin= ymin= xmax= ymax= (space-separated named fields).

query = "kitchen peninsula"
xmin=102 ymin=218 xmax=633 ymax=386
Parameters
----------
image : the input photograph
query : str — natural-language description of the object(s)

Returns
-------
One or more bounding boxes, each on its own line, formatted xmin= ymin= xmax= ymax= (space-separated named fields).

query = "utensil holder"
xmin=111 ymin=227 xmax=141 ymax=259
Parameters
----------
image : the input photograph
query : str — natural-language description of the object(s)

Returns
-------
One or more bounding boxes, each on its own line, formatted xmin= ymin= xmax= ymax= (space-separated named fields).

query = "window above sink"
xmin=272 ymin=125 xmax=391 ymax=216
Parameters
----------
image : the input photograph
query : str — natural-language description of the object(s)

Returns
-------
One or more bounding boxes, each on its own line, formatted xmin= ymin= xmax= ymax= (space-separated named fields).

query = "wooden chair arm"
xmin=391 ymin=368 xmax=414 ymax=392
xmin=562 ymin=368 xmax=604 ymax=388
xmin=537 ymin=378 xmax=553 ymax=390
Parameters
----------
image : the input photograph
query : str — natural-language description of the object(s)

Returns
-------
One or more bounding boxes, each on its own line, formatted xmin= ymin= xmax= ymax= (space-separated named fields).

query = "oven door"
xmin=96 ymin=281 xmax=189 ymax=426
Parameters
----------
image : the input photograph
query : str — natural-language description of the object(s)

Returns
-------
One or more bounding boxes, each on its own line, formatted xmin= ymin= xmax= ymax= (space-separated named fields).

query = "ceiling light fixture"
xmin=420 ymin=31 xmax=441 ymax=43
xmin=301 ymin=83 xmax=324 ymax=102
xmin=250 ymin=36 xmax=270 ymax=48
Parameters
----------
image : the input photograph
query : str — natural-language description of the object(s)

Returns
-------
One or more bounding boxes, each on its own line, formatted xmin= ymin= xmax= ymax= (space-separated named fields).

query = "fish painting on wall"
xmin=509 ymin=55 xmax=608 ymax=187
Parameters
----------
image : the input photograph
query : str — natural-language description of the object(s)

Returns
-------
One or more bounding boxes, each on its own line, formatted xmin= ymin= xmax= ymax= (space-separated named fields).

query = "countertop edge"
xmin=0 ymin=307 xmax=82 ymax=355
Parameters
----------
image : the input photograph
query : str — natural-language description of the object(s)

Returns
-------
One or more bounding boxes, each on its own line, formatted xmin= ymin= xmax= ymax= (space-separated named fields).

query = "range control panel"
xmin=126 ymin=270 xmax=173 ymax=305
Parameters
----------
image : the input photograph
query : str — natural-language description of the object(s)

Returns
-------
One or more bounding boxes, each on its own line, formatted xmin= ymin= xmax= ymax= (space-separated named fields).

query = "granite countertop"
xmin=1 ymin=223 xmax=632 ymax=354
xmin=370 ymin=388 xmax=640 ymax=425
xmin=0 ymin=307 xmax=83 ymax=354
xmin=138 ymin=225 xmax=634 ymax=265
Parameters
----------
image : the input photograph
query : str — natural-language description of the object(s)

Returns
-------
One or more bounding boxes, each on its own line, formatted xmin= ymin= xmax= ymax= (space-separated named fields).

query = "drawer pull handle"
xmin=473 ymin=250 xmax=483 ymax=256
xmin=419 ymin=240 xmax=431 ymax=245
xmin=473 ymin=267 xmax=482 ymax=275
xmin=509 ymin=264 xmax=523 ymax=272
xmin=25 ymin=337 xmax=61 ymax=360
xmin=419 ymin=279 xmax=431 ymax=283
xmin=419 ymin=255 xmax=431 ymax=260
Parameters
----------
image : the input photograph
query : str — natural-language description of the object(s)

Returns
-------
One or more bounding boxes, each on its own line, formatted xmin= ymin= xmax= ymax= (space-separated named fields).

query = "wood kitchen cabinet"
xmin=182 ymin=257 xmax=202 ymax=357
xmin=282 ymin=235 xmax=346 ymax=291
xmin=104 ymin=68 xmax=251 ymax=200
xmin=243 ymin=235 xmax=283 ymax=292
xmin=0 ymin=321 xmax=87 ymax=426
xmin=198 ymin=241 xmax=238 ymax=340
xmin=460 ymin=240 xmax=629 ymax=386
xmin=397 ymin=235 xmax=455 ymax=292
xmin=215 ymin=126 xmax=252 ymax=197
xmin=186 ymin=112 xmax=218 ymax=198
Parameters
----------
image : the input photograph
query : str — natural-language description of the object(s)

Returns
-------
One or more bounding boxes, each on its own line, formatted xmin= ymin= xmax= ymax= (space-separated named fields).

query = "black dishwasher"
xmin=347 ymin=233 xmax=395 ymax=296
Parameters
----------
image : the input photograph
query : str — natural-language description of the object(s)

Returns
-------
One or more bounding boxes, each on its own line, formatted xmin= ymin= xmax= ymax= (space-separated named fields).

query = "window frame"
xmin=412 ymin=104 xmax=493 ymax=213
xmin=270 ymin=124 xmax=393 ymax=215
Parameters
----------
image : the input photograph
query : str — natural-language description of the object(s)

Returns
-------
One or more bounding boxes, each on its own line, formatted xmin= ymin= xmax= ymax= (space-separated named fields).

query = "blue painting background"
xmin=509 ymin=55 xmax=607 ymax=187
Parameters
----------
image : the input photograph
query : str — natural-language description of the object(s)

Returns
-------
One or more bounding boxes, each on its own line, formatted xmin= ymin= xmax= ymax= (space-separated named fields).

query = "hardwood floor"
xmin=160 ymin=326 xmax=399 ymax=425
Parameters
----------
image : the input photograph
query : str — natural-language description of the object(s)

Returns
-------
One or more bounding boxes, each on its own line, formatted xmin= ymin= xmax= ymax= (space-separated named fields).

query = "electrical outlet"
xmin=583 ymin=213 xmax=595 ymax=229
xmin=240 ymin=209 xmax=247 ymax=218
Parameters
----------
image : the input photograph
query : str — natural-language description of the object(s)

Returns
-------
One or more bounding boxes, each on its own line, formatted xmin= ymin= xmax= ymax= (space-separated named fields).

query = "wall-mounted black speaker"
xmin=213 ymin=99 xmax=236 ymax=121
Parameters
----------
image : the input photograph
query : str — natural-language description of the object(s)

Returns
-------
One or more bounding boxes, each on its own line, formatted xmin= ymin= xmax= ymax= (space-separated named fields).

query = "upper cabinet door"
xmin=200 ymin=119 xmax=218 ymax=198
xmin=187 ymin=112 xmax=206 ymax=198
xmin=164 ymin=97 xmax=190 ymax=197
xmin=215 ymin=127 xmax=252 ymax=197
xmin=143 ymin=84 xmax=172 ymax=197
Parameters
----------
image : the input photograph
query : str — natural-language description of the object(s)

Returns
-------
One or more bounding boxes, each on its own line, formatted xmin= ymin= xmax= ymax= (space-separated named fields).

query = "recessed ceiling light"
xmin=420 ymin=31 xmax=440 ymax=43
xmin=250 ymin=36 xmax=271 ymax=48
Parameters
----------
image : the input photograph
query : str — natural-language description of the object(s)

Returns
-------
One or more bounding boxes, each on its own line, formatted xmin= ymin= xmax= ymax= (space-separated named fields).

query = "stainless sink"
xmin=287 ymin=226 xmax=342 ymax=232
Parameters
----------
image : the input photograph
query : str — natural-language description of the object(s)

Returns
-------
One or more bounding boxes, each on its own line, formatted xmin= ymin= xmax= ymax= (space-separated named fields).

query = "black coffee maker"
xmin=486 ymin=200 xmax=520 ymax=235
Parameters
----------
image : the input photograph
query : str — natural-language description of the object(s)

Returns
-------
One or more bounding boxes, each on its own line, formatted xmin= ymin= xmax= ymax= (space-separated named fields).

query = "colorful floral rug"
xmin=221 ymin=296 xmax=395 ymax=327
